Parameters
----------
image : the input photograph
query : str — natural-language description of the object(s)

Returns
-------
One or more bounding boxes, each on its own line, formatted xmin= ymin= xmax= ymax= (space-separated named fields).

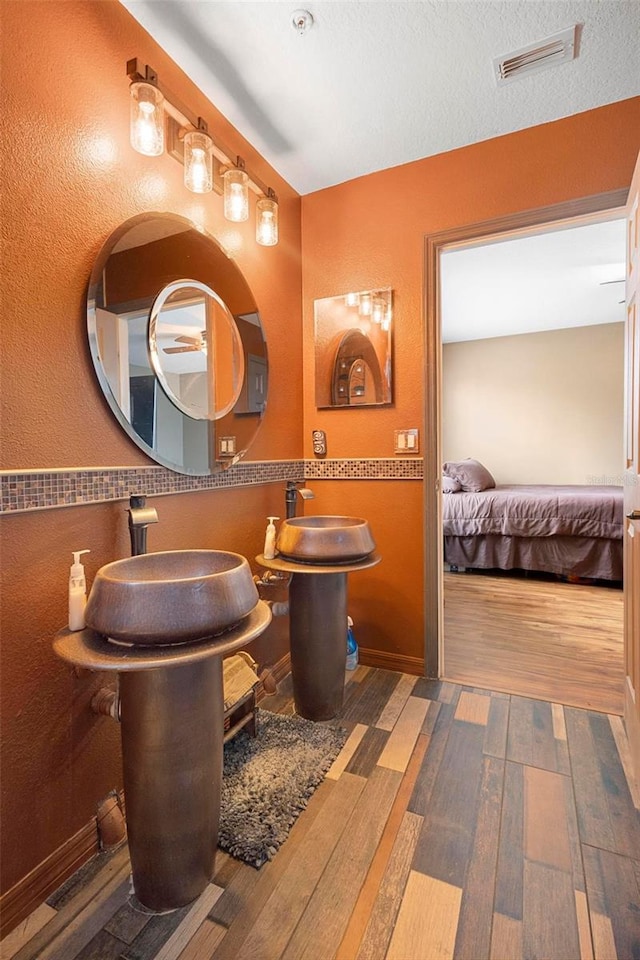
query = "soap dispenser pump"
xmin=68 ymin=549 xmax=90 ymax=631
xmin=263 ymin=517 xmax=279 ymax=560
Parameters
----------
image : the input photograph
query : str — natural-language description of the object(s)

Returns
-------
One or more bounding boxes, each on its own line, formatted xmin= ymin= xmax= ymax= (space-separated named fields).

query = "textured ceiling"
xmin=121 ymin=0 xmax=640 ymax=195
xmin=441 ymin=217 xmax=627 ymax=342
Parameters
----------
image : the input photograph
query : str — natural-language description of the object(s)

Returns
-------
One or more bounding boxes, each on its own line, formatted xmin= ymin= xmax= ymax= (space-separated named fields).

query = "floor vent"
xmin=493 ymin=25 xmax=578 ymax=85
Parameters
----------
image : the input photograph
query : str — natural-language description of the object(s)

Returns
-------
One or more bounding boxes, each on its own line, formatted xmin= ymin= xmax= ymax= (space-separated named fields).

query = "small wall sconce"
xmin=126 ymin=59 xmax=279 ymax=245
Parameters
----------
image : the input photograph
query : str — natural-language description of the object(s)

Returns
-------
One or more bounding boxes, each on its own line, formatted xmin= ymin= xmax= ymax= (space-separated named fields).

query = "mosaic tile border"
xmin=304 ymin=458 xmax=423 ymax=481
xmin=0 ymin=458 xmax=423 ymax=515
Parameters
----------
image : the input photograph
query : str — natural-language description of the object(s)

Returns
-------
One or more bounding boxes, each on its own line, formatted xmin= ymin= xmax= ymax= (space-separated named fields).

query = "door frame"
xmin=422 ymin=188 xmax=629 ymax=678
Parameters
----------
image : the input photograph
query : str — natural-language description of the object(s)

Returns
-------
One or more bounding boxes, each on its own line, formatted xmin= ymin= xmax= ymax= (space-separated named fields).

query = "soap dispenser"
xmin=68 ymin=549 xmax=90 ymax=631
xmin=263 ymin=517 xmax=279 ymax=560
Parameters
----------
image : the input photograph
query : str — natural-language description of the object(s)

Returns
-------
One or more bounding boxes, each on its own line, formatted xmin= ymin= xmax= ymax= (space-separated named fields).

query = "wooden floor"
xmin=443 ymin=572 xmax=625 ymax=714
xmin=3 ymin=668 xmax=639 ymax=960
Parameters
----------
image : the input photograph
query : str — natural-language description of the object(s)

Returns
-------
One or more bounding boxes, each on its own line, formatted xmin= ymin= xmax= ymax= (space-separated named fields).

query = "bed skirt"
xmin=443 ymin=534 xmax=623 ymax=582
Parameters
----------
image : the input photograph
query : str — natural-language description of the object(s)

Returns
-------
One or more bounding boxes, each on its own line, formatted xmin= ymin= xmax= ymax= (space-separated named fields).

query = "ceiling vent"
xmin=493 ymin=25 xmax=578 ymax=85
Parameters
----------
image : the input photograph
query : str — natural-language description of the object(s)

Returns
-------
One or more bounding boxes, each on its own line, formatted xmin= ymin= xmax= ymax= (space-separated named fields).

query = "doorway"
xmin=422 ymin=189 xmax=629 ymax=710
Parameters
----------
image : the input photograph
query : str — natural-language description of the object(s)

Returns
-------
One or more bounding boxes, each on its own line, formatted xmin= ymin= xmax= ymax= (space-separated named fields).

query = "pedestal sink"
xmin=258 ymin=517 xmax=380 ymax=722
xmin=54 ymin=550 xmax=271 ymax=912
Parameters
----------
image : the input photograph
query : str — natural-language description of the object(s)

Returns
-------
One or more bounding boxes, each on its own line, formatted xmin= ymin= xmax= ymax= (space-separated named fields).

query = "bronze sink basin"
xmin=276 ymin=516 xmax=375 ymax=564
xmin=85 ymin=550 xmax=259 ymax=646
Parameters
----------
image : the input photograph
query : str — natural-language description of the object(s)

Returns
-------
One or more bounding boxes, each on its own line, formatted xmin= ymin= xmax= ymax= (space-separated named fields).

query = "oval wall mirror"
xmin=87 ymin=213 xmax=268 ymax=475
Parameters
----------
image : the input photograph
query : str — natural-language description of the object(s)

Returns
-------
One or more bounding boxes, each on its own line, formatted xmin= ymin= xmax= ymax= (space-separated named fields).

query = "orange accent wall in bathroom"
xmin=0 ymin=0 xmax=301 ymax=903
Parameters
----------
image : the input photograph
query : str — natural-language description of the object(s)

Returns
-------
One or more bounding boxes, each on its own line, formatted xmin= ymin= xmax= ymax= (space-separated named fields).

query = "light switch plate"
xmin=394 ymin=429 xmax=419 ymax=454
xmin=312 ymin=429 xmax=327 ymax=456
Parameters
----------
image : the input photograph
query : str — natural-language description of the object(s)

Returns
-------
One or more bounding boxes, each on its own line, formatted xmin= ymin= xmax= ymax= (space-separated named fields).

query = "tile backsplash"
xmin=1 ymin=458 xmax=423 ymax=514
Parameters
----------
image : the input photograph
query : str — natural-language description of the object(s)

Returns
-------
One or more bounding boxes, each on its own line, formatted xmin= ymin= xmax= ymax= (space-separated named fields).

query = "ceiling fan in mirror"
xmin=162 ymin=331 xmax=207 ymax=354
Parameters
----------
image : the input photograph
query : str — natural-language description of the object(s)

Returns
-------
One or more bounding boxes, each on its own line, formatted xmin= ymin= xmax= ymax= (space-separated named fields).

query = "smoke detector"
xmin=494 ymin=25 xmax=578 ymax=85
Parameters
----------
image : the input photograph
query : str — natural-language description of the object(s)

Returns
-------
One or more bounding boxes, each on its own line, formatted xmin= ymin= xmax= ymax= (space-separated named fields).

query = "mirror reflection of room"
xmin=314 ymin=288 xmax=392 ymax=408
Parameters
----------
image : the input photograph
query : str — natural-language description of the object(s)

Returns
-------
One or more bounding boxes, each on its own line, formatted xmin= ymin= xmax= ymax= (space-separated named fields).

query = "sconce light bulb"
xmin=256 ymin=195 xmax=278 ymax=246
xmin=359 ymin=293 xmax=373 ymax=316
xmin=346 ymin=292 xmax=360 ymax=307
xmin=184 ymin=130 xmax=213 ymax=194
xmin=224 ymin=168 xmax=249 ymax=222
xmin=130 ymin=81 xmax=165 ymax=157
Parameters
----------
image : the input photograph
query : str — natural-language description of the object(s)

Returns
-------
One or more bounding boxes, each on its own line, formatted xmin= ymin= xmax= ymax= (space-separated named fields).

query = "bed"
xmin=442 ymin=471 xmax=624 ymax=582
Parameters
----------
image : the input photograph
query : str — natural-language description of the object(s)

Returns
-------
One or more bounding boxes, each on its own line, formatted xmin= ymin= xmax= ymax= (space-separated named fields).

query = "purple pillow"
xmin=442 ymin=475 xmax=461 ymax=493
xmin=443 ymin=458 xmax=495 ymax=492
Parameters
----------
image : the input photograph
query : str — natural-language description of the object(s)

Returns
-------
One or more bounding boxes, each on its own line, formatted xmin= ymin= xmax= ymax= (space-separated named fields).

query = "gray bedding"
xmin=442 ymin=484 xmax=623 ymax=540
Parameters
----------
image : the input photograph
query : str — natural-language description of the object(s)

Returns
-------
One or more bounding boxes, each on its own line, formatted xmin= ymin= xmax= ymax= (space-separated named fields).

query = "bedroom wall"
xmin=442 ymin=322 xmax=625 ymax=484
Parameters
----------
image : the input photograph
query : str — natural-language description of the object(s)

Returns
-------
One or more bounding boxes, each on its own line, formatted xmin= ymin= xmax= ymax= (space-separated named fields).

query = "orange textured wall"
xmin=0 ymin=0 xmax=301 ymax=897
xmin=301 ymin=97 xmax=640 ymax=671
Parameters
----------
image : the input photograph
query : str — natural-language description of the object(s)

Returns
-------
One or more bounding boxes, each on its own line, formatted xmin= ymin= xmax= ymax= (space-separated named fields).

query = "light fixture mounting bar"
xmin=126 ymin=58 xmax=276 ymax=202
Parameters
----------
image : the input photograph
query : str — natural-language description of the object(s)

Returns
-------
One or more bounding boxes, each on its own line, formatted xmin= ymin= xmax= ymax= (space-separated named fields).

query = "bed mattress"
xmin=442 ymin=484 xmax=623 ymax=540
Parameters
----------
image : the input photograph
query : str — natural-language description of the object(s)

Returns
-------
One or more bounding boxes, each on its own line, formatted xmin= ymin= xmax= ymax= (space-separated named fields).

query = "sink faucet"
xmin=285 ymin=480 xmax=315 ymax=519
xmin=127 ymin=495 xmax=159 ymax=556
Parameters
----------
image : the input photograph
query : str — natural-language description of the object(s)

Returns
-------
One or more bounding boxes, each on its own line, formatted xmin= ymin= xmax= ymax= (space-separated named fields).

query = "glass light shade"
xmin=256 ymin=196 xmax=279 ymax=246
xmin=184 ymin=130 xmax=213 ymax=194
xmin=224 ymin=168 xmax=249 ymax=222
xmin=359 ymin=292 xmax=373 ymax=316
xmin=372 ymin=296 xmax=386 ymax=324
xmin=130 ymin=81 xmax=164 ymax=157
xmin=345 ymin=292 xmax=360 ymax=307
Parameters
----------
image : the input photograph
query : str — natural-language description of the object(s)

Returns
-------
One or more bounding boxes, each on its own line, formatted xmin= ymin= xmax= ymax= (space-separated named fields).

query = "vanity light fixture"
xmin=126 ymin=59 xmax=280 ymax=244
xmin=256 ymin=190 xmax=279 ymax=246
xmin=130 ymin=71 xmax=164 ymax=157
xmin=345 ymin=292 xmax=360 ymax=307
xmin=223 ymin=159 xmax=250 ymax=221
xmin=184 ymin=123 xmax=214 ymax=194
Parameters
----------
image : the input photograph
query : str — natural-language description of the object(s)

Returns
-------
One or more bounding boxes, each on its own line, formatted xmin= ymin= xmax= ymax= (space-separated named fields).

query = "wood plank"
xmin=582 ymin=843 xmax=640 ymax=960
xmin=522 ymin=860 xmax=580 ymax=960
xmin=443 ymin=572 xmax=624 ymax=714
xmin=346 ymin=726 xmax=390 ymax=778
xmin=176 ymin=920 xmax=226 ymax=960
xmin=407 ymin=701 xmax=456 ymax=817
xmin=10 ymin=853 xmax=131 ymax=960
xmin=590 ymin=913 xmax=618 ymax=960
xmin=588 ymin=712 xmax=640 ymax=858
xmin=355 ymin=812 xmax=423 ymax=960
xmin=377 ymin=697 xmax=429 ymax=772
xmin=453 ymin=757 xmax=504 ymax=960
xmin=609 ymin=715 xmax=640 ymax=809
xmin=483 ymin=696 xmax=509 ymax=759
xmin=385 ymin=871 xmax=461 ymax=960
xmin=337 ymin=736 xmax=429 ymax=960
xmin=411 ymin=718 xmax=486 ymax=888
xmin=0 ymin=903 xmax=57 ymax=959
xmin=325 ymin=724 xmax=368 ymax=780
xmin=489 ymin=913 xmax=522 ymax=960
xmin=523 ymin=766 xmax=572 ymax=871
xmin=575 ymin=890 xmax=594 ymax=960
xmin=454 ymin=691 xmax=491 ymax=725
xmin=73 ymin=930 xmax=130 ymax=960
xmin=120 ymin=903 xmax=195 ymax=960
xmin=375 ymin=674 xmax=416 ymax=731
xmin=280 ymin=767 xmax=402 ymax=960
xmin=207 ymin=777 xmax=336 ymax=960
xmin=421 ymin=699 xmax=442 ymax=736
xmin=233 ymin=772 xmax=368 ymax=960
xmin=507 ymin=696 xmax=567 ymax=772
xmin=340 ymin=669 xmax=402 ymax=726
xmin=152 ymin=885 xmax=223 ymax=960
xmin=494 ymin=761 xmax=524 ymax=921
xmin=36 ymin=873 xmax=130 ymax=960
xmin=552 ymin=702 xmax=568 ymax=740
xmin=103 ymin=901 xmax=150 ymax=945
